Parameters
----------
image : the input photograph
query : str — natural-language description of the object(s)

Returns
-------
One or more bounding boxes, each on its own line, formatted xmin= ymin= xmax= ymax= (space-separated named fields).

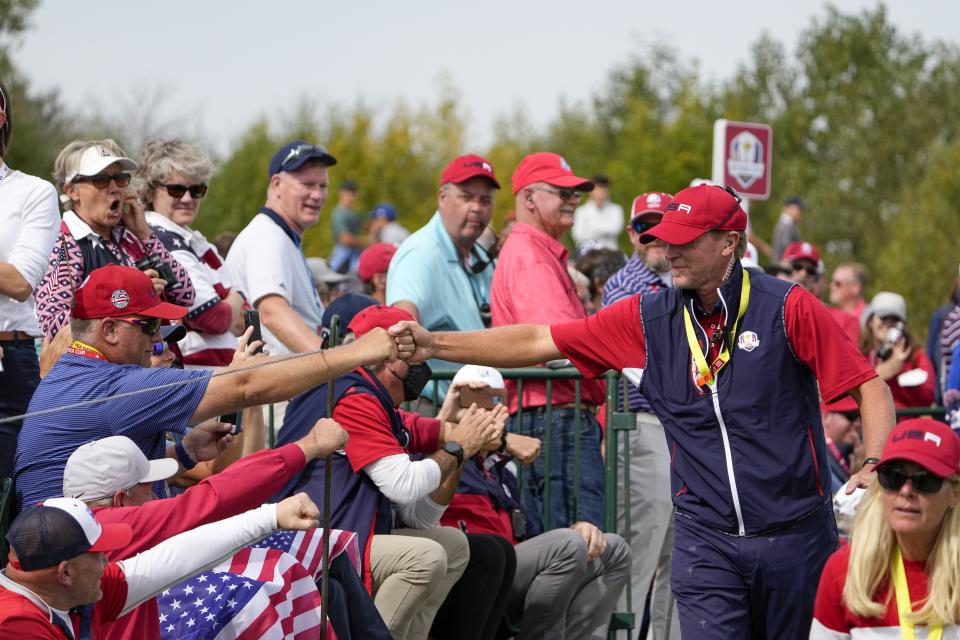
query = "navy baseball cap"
xmin=369 ymin=203 xmax=397 ymax=221
xmin=321 ymin=293 xmax=378 ymax=344
xmin=268 ymin=140 xmax=338 ymax=178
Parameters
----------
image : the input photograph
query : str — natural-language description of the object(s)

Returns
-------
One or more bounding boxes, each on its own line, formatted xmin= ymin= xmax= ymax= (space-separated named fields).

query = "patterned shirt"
xmin=601 ymin=253 xmax=669 ymax=412
xmin=34 ymin=211 xmax=194 ymax=339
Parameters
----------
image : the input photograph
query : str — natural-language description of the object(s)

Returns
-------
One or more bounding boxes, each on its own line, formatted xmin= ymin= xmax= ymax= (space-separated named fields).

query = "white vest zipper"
xmin=710 ymin=383 xmax=746 ymax=536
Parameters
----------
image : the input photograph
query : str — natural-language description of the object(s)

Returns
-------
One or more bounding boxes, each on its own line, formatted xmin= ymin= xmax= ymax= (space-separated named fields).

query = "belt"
xmin=555 ymin=402 xmax=598 ymax=412
xmin=0 ymin=331 xmax=37 ymax=342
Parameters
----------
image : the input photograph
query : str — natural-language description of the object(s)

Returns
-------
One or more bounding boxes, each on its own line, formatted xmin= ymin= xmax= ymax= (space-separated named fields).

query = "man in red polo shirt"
xmin=490 ymin=152 xmax=606 ymax=535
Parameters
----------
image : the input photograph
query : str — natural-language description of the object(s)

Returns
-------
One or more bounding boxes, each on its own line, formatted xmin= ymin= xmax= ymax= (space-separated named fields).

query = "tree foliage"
xmin=6 ymin=3 xmax=960 ymax=336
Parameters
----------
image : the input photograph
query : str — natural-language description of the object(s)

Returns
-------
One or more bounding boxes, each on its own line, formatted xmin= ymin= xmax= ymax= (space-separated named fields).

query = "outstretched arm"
xmin=390 ymin=321 xmax=562 ymax=368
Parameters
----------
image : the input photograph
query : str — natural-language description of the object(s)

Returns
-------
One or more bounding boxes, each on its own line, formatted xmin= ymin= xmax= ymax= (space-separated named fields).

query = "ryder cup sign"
xmin=712 ymin=120 xmax=772 ymax=199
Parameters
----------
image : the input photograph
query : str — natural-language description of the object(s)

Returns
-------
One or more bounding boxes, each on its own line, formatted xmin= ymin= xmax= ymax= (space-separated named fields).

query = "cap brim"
xmin=639 ymin=220 xmax=708 ymax=245
xmin=88 ymin=522 xmax=133 ymax=553
xmin=286 ymin=153 xmax=338 ymax=171
xmin=450 ymin=171 xmax=501 ymax=189
xmin=545 ymin=175 xmax=594 ymax=192
xmin=76 ymin=156 xmax=138 ymax=180
xmin=140 ymin=457 xmax=179 ymax=484
xmin=876 ymin=451 xmax=957 ymax=479
xmin=139 ymin=300 xmax=189 ymax=321
xmin=631 ymin=210 xmax=663 ymax=222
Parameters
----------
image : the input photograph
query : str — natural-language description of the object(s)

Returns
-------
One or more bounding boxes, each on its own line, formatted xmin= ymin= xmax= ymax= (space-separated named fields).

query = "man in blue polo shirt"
xmin=387 ymin=153 xmax=500 ymax=404
xmin=13 ymin=264 xmax=399 ymax=509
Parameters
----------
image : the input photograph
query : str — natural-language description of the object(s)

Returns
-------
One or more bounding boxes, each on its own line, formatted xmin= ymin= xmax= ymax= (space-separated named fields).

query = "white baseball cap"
xmin=63 ymin=436 xmax=179 ymax=501
xmin=65 ymin=144 xmax=137 ymax=184
xmin=453 ymin=364 xmax=506 ymax=390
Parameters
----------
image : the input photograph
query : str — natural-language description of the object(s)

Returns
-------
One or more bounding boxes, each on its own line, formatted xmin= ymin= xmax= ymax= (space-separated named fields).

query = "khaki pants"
xmin=369 ymin=526 xmax=469 ymax=640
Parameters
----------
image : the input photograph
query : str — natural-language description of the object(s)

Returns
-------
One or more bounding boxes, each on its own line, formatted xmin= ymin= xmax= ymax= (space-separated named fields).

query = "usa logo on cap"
xmin=111 ymin=289 xmax=130 ymax=309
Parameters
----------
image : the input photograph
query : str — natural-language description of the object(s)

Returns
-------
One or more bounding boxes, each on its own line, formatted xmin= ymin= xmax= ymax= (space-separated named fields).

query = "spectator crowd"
xmin=2 ymin=76 xmax=960 ymax=639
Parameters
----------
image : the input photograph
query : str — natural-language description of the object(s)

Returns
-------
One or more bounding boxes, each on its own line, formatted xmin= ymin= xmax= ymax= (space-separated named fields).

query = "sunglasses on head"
xmin=73 ymin=173 xmax=131 ymax=189
xmin=116 ymin=317 xmax=162 ymax=335
xmin=877 ymin=464 xmax=946 ymax=495
xmin=631 ymin=217 xmax=661 ymax=235
xmin=160 ymin=183 xmax=208 ymax=199
xmin=280 ymin=143 xmax=332 ymax=173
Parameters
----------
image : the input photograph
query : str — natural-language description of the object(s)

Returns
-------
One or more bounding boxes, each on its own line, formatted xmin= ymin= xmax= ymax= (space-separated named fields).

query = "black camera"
xmin=135 ymin=254 xmax=180 ymax=290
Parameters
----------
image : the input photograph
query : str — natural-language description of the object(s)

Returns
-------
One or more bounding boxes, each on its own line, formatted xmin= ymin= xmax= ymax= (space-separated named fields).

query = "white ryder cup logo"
xmin=727 ymin=131 xmax=765 ymax=190
xmin=111 ymin=289 xmax=130 ymax=309
xmin=737 ymin=331 xmax=760 ymax=352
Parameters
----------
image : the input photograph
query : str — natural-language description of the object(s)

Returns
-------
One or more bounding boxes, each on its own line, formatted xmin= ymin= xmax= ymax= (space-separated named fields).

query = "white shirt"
xmin=0 ymin=166 xmax=60 ymax=334
xmin=572 ymin=198 xmax=624 ymax=251
xmin=226 ymin=212 xmax=323 ymax=356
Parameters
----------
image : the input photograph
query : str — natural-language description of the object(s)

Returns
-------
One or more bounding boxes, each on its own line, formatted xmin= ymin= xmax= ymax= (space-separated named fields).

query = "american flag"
xmin=158 ymin=529 xmax=359 ymax=640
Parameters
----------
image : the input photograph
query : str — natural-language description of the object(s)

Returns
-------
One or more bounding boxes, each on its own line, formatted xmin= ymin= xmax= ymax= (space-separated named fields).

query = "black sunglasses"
xmin=877 ymin=464 xmax=945 ymax=495
xmin=73 ymin=173 xmax=131 ymax=189
xmin=160 ymin=183 xmax=208 ymax=199
xmin=116 ymin=317 xmax=162 ymax=335
xmin=791 ymin=262 xmax=818 ymax=277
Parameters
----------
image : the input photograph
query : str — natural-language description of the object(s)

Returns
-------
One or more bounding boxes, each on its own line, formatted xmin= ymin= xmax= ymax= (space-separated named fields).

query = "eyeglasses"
xmin=73 ymin=173 xmax=131 ymax=189
xmin=115 ymin=317 xmax=162 ymax=335
xmin=829 ymin=280 xmax=847 ymax=287
xmin=631 ymin=218 xmax=661 ymax=234
xmin=159 ymin=183 xmax=208 ymax=199
xmin=877 ymin=464 xmax=946 ymax=495
xmin=531 ymin=186 xmax=583 ymax=202
xmin=280 ymin=143 xmax=332 ymax=173
xmin=791 ymin=262 xmax=818 ymax=277
xmin=709 ymin=185 xmax=743 ymax=231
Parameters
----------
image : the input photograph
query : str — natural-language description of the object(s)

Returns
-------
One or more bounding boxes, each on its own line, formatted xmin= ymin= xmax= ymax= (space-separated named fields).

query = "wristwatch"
xmin=441 ymin=441 xmax=464 ymax=466
xmin=863 ymin=457 xmax=881 ymax=467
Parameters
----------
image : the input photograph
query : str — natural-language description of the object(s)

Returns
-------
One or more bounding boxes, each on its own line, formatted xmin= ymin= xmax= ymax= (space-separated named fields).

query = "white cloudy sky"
xmin=14 ymin=0 xmax=960 ymax=153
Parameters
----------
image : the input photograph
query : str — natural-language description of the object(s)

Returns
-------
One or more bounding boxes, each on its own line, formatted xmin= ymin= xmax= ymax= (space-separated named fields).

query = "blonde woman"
xmin=812 ymin=417 xmax=960 ymax=638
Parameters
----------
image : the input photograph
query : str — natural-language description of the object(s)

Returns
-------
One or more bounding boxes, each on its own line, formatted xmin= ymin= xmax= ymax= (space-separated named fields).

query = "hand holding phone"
xmin=244 ymin=310 xmax=263 ymax=355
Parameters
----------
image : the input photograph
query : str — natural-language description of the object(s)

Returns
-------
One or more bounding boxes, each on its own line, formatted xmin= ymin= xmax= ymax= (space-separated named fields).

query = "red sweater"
xmin=94 ymin=443 xmax=306 ymax=640
xmin=811 ymin=544 xmax=957 ymax=638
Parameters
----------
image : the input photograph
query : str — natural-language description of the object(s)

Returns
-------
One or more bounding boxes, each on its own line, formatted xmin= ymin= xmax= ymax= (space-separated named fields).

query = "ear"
xmin=63 ymin=180 xmax=80 ymax=204
xmin=721 ymin=231 xmax=739 ymax=256
xmin=113 ymin=489 xmax=128 ymax=508
xmin=57 ymin=560 xmax=74 ymax=587
xmin=99 ymin=318 xmax=123 ymax=347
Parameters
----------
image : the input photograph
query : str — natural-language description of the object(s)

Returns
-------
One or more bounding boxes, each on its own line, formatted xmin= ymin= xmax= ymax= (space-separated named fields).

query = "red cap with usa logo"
xmin=72 ymin=264 xmax=188 ymax=321
xmin=630 ymin=191 xmax=673 ymax=222
xmin=639 ymin=184 xmax=747 ymax=245
xmin=876 ymin=418 xmax=960 ymax=478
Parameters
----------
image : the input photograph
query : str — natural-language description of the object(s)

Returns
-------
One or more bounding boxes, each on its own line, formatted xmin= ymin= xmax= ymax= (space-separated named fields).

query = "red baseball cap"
xmin=822 ymin=395 xmax=860 ymax=414
xmin=511 ymin=152 xmax=594 ymax=195
xmin=639 ymin=184 xmax=747 ymax=245
xmin=783 ymin=241 xmax=821 ymax=264
xmin=357 ymin=243 xmax=398 ymax=283
xmin=876 ymin=418 xmax=960 ymax=478
xmin=630 ymin=191 xmax=673 ymax=222
xmin=347 ymin=305 xmax=415 ymax=338
xmin=73 ymin=265 xmax=188 ymax=321
xmin=440 ymin=154 xmax=500 ymax=189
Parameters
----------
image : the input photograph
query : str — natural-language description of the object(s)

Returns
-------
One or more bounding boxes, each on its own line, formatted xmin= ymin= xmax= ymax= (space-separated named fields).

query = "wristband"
xmin=863 ymin=457 xmax=881 ymax=467
xmin=175 ymin=440 xmax=197 ymax=470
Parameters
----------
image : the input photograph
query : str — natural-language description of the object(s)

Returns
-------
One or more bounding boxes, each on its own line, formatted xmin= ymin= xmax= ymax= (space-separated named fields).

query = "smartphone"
xmin=244 ymin=310 xmax=263 ymax=355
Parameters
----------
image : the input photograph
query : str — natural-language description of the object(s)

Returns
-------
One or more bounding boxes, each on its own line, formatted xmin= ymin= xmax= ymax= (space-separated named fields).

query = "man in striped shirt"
xmin=601 ymin=191 xmax=679 ymax=639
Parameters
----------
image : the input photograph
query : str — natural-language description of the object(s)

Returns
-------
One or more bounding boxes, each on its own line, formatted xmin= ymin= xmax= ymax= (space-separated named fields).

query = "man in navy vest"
xmin=389 ymin=184 xmax=896 ymax=640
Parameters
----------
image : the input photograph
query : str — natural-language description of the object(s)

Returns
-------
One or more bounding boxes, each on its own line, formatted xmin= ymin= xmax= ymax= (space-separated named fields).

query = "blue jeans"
xmin=0 ymin=338 xmax=40 ymax=482
xmin=510 ymin=408 xmax=605 ymax=536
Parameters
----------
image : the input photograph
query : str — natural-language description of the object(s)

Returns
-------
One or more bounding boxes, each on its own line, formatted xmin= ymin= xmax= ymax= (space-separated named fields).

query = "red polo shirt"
xmin=491 ymin=223 xmax=604 ymax=412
